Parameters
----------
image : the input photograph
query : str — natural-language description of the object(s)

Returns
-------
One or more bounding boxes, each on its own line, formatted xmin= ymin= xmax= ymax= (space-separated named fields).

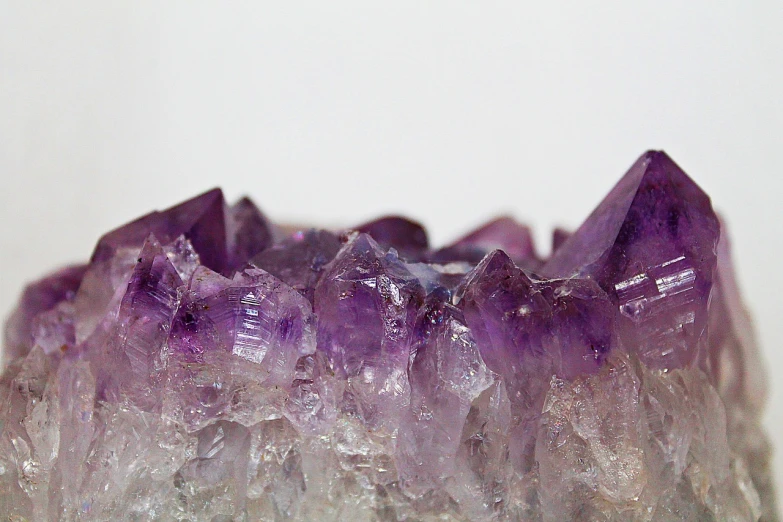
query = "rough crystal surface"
xmin=0 ymin=151 xmax=776 ymax=521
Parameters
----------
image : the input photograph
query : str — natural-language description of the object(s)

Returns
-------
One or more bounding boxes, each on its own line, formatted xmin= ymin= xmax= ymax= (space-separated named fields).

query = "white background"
xmin=2 ymin=1 xmax=782 ymax=501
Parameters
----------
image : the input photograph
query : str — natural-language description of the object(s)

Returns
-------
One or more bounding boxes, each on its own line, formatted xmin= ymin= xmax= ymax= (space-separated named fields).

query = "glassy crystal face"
xmin=0 ymin=152 xmax=776 ymax=521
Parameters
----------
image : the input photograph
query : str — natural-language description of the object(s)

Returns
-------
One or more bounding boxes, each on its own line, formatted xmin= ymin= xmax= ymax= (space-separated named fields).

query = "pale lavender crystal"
xmin=3 ymin=264 xmax=86 ymax=363
xmin=226 ymin=197 xmax=273 ymax=272
xmin=397 ymin=293 xmax=493 ymax=495
xmin=87 ymin=236 xmax=183 ymax=411
xmin=0 ymin=152 xmax=776 ymax=521
xmin=313 ymin=233 xmax=424 ymax=432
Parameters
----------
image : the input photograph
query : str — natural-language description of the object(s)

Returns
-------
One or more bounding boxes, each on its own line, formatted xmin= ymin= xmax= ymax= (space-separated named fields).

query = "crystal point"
xmin=98 ymin=236 xmax=183 ymax=409
xmin=432 ymin=216 xmax=538 ymax=268
xmin=93 ymin=188 xmax=227 ymax=270
xmin=226 ymin=197 xmax=273 ymax=272
xmin=170 ymin=265 xmax=316 ymax=387
xmin=314 ymin=233 xmax=424 ymax=431
xmin=355 ymin=215 xmax=429 ymax=259
xmin=544 ymin=150 xmax=720 ymax=370
xmin=3 ymin=264 xmax=86 ymax=363
xmin=92 ymin=189 xmax=271 ymax=277
xmin=0 ymin=152 xmax=775 ymax=521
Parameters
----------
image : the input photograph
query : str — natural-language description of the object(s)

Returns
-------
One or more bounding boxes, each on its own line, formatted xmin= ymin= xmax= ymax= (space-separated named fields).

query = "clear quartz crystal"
xmin=0 ymin=151 xmax=776 ymax=521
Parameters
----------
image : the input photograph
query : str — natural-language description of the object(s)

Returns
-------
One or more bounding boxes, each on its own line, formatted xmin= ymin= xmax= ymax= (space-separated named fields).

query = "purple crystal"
xmin=463 ymin=250 xmax=615 ymax=381
xmin=551 ymin=227 xmax=571 ymax=253
xmin=460 ymin=250 xmax=617 ymax=473
xmin=543 ymin=151 xmax=720 ymax=370
xmin=313 ymin=233 xmax=424 ymax=430
xmin=92 ymin=188 xmax=271 ymax=276
xmin=355 ymin=215 xmax=429 ymax=260
xmin=397 ymin=293 xmax=493 ymax=494
xmin=3 ymin=264 xmax=86 ymax=362
xmin=707 ymin=218 xmax=766 ymax=405
xmin=705 ymin=218 xmax=776 ymax=514
xmin=226 ymin=197 xmax=273 ymax=272
xmin=93 ymin=189 xmax=226 ymax=269
xmin=431 ymin=216 xmax=538 ymax=268
xmin=96 ymin=236 xmax=183 ymax=409
xmin=0 ymin=151 xmax=775 ymax=521
xmin=169 ymin=266 xmax=316 ymax=386
xmin=250 ymin=229 xmax=342 ymax=303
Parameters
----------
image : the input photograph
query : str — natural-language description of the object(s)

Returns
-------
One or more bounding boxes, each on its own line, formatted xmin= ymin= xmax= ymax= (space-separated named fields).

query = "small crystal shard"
xmin=0 ymin=151 xmax=776 ymax=521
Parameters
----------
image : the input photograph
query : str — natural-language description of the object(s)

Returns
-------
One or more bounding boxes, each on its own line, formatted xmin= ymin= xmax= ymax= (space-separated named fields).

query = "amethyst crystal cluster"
xmin=0 ymin=151 xmax=775 ymax=521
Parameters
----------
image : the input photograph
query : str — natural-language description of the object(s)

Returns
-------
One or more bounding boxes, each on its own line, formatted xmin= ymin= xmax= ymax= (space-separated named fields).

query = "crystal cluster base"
xmin=0 ymin=151 xmax=776 ymax=521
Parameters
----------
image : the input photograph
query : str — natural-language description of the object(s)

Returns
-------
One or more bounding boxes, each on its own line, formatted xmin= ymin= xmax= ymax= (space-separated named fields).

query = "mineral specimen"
xmin=0 ymin=151 xmax=776 ymax=521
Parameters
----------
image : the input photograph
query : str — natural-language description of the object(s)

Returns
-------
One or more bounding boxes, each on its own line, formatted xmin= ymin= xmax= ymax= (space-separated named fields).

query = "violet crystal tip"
xmin=0 ymin=152 xmax=776 ymax=521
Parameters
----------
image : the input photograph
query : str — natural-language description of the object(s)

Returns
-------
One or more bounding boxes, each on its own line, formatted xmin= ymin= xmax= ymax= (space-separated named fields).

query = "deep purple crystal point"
xmin=543 ymin=150 xmax=720 ymax=369
xmin=92 ymin=188 xmax=225 ymax=268
xmin=551 ymin=227 xmax=571 ymax=253
xmin=544 ymin=151 xmax=719 ymax=281
xmin=0 ymin=152 xmax=775 ymax=521
xmin=226 ymin=196 xmax=273 ymax=272
xmin=92 ymin=188 xmax=272 ymax=277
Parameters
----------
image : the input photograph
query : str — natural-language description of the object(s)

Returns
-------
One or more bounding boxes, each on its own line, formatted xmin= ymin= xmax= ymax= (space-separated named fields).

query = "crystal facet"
xmin=355 ymin=216 xmax=429 ymax=260
xmin=0 ymin=151 xmax=775 ymax=521
xmin=431 ymin=216 xmax=538 ymax=269
xmin=544 ymin=151 xmax=720 ymax=370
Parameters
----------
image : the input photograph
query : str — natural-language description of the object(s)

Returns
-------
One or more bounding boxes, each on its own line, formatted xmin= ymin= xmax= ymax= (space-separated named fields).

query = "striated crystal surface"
xmin=0 ymin=151 xmax=776 ymax=521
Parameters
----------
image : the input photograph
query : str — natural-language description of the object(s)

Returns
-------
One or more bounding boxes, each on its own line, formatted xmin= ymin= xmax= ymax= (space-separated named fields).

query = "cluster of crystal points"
xmin=0 ymin=151 xmax=776 ymax=521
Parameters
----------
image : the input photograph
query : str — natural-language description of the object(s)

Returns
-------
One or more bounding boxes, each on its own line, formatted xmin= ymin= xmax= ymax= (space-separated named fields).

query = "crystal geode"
xmin=0 ymin=151 xmax=776 ymax=521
